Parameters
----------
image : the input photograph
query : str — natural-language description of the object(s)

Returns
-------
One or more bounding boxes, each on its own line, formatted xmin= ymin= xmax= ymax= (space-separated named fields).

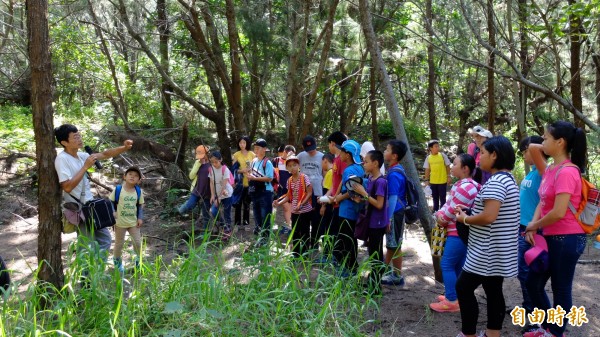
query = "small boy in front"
xmin=331 ymin=139 xmax=364 ymax=276
xmin=273 ymin=155 xmax=313 ymax=257
xmin=110 ymin=166 xmax=145 ymax=273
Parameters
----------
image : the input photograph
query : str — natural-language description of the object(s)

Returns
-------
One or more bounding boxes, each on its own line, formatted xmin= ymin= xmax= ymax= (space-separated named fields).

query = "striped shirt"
xmin=289 ymin=173 xmax=313 ymax=214
xmin=463 ymin=172 xmax=520 ymax=277
xmin=436 ymin=178 xmax=480 ymax=237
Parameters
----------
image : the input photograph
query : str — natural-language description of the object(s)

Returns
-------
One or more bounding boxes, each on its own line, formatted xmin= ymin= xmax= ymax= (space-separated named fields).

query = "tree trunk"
xmin=87 ymin=0 xmax=131 ymax=129
xmin=425 ymin=0 xmax=437 ymax=139
xmin=300 ymin=0 xmax=339 ymax=138
xmin=487 ymin=0 xmax=496 ymax=134
xmin=593 ymin=52 xmax=600 ymax=125
xmin=27 ymin=0 xmax=63 ymax=289
xmin=567 ymin=0 xmax=584 ymax=128
xmin=370 ymin=66 xmax=379 ymax=148
xmin=517 ymin=0 xmax=530 ymax=141
xmin=157 ymin=0 xmax=174 ymax=129
xmin=358 ymin=0 xmax=433 ymax=240
xmin=508 ymin=0 xmax=525 ymax=143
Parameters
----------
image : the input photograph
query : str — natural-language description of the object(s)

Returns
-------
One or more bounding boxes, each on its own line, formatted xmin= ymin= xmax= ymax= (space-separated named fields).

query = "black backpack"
xmin=388 ymin=166 xmax=419 ymax=224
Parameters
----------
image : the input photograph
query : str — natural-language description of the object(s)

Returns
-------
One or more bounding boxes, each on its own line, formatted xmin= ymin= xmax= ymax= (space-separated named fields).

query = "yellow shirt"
xmin=424 ymin=153 xmax=450 ymax=184
xmin=233 ymin=150 xmax=256 ymax=186
xmin=109 ymin=186 xmax=145 ymax=228
xmin=323 ymin=169 xmax=333 ymax=190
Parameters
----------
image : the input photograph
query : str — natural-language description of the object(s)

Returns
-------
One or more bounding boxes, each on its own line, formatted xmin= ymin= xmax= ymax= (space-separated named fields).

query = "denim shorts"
xmin=386 ymin=210 xmax=405 ymax=249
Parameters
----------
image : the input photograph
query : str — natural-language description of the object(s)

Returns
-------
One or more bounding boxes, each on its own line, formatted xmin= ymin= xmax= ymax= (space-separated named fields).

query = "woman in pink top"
xmin=523 ymin=121 xmax=587 ymax=337
xmin=430 ymin=154 xmax=480 ymax=313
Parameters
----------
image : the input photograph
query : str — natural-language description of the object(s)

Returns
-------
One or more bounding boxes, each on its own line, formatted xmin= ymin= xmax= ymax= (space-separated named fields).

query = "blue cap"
xmin=341 ymin=140 xmax=362 ymax=164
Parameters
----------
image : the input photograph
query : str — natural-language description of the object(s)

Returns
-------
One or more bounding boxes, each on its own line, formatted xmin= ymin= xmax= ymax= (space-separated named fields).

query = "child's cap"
xmin=469 ymin=125 xmax=493 ymax=138
xmin=285 ymin=155 xmax=300 ymax=166
xmin=196 ymin=145 xmax=209 ymax=159
xmin=341 ymin=140 xmax=362 ymax=164
xmin=211 ymin=150 xmax=223 ymax=160
xmin=125 ymin=166 xmax=143 ymax=178
xmin=524 ymin=234 xmax=549 ymax=273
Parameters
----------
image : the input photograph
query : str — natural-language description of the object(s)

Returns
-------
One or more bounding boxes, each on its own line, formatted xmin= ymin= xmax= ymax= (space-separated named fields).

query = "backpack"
xmin=219 ymin=165 xmax=235 ymax=186
xmin=114 ymin=184 xmax=142 ymax=219
xmin=388 ymin=165 xmax=419 ymax=224
xmin=555 ymin=164 xmax=600 ymax=234
xmin=286 ymin=173 xmax=310 ymax=207
xmin=261 ymin=158 xmax=279 ymax=192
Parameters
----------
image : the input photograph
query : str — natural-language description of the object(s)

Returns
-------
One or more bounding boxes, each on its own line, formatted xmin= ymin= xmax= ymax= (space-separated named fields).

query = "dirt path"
xmin=1 ymin=214 xmax=598 ymax=336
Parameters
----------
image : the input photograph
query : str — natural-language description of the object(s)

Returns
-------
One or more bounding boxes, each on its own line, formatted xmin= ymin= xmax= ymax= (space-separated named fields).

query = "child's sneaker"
xmin=381 ymin=273 xmax=405 ymax=286
xmin=429 ymin=299 xmax=460 ymax=313
xmin=523 ymin=328 xmax=555 ymax=337
xmin=113 ymin=257 xmax=125 ymax=274
xmin=437 ymin=295 xmax=447 ymax=302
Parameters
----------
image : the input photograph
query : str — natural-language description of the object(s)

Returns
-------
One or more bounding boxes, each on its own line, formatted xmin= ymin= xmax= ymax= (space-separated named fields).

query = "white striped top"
xmin=463 ymin=172 xmax=520 ymax=277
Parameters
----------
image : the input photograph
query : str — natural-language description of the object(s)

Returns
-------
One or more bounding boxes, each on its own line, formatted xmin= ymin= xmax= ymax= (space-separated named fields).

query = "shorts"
xmin=386 ymin=209 xmax=405 ymax=250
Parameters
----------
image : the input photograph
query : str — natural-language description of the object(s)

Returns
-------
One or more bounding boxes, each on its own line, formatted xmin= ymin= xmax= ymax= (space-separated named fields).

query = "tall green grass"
xmin=1 ymin=236 xmax=379 ymax=336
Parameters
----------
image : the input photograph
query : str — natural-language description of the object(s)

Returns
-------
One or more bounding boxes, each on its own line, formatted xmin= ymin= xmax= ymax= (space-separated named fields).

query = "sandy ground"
xmin=1 ymin=209 xmax=599 ymax=336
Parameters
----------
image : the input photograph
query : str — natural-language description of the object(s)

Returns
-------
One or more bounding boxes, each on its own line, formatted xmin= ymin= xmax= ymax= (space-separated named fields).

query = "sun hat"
xmin=524 ymin=234 xmax=549 ymax=273
xmin=360 ymin=141 xmax=375 ymax=158
xmin=285 ymin=155 xmax=300 ymax=166
xmin=469 ymin=125 xmax=493 ymax=138
xmin=344 ymin=175 xmax=363 ymax=192
xmin=196 ymin=145 xmax=209 ymax=159
xmin=341 ymin=140 xmax=362 ymax=164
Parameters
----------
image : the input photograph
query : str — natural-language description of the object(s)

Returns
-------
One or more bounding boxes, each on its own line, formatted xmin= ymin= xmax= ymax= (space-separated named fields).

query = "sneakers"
xmin=221 ymin=228 xmax=232 ymax=242
xmin=113 ymin=257 xmax=125 ymax=274
xmin=523 ymin=328 xmax=555 ymax=337
xmin=429 ymin=299 xmax=460 ymax=313
xmin=381 ymin=273 xmax=405 ymax=286
xmin=456 ymin=332 xmax=487 ymax=337
xmin=521 ymin=324 xmax=541 ymax=334
xmin=437 ymin=295 xmax=447 ymax=302
xmin=278 ymin=226 xmax=292 ymax=235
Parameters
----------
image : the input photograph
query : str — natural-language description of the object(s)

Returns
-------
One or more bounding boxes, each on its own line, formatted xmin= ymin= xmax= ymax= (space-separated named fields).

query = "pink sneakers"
xmin=430 ymin=299 xmax=460 ymax=312
xmin=522 ymin=328 xmax=556 ymax=337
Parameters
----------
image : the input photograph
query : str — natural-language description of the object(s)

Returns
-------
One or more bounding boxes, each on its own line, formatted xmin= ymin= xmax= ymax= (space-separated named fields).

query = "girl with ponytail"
xmin=523 ymin=120 xmax=587 ymax=337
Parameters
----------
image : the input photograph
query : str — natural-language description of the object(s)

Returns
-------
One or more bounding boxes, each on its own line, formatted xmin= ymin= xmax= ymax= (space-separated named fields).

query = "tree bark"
xmin=487 ymin=0 xmax=496 ymax=134
xmin=567 ymin=0 xmax=584 ymax=128
xmin=300 ymin=0 xmax=339 ymax=138
xmin=358 ymin=0 xmax=433 ymax=240
xmin=370 ymin=65 xmax=379 ymax=149
xmin=27 ymin=0 xmax=63 ymax=289
xmin=157 ymin=0 xmax=174 ymax=129
xmin=87 ymin=0 xmax=131 ymax=129
xmin=425 ymin=0 xmax=437 ymax=139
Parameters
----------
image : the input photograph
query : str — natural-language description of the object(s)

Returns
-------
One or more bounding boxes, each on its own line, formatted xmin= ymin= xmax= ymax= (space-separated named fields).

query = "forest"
xmin=1 ymin=0 xmax=600 ymax=336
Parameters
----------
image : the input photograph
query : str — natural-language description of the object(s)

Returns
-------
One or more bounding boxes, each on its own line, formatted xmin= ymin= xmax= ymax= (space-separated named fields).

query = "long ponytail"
xmin=547 ymin=121 xmax=587 ymax=172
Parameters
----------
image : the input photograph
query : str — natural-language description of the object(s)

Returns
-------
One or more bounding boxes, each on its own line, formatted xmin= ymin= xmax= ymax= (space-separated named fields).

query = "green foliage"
xmin=378 ymin=119 xmax=427 ymax=145
xmin=0 ymin=239 xmax=377 ymax=336
xmin=0 ymin=105 xmax=34 ymax=153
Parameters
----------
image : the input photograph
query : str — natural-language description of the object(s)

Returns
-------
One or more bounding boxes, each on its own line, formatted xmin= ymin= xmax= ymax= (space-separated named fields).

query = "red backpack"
xmin=556 ymin=164 xmax=600 ymax=234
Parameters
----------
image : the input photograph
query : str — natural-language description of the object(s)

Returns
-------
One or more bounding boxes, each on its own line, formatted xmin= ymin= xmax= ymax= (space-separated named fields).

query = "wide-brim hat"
xmin=285 ymin=155 xmax=300 ymax=166
xmin=468 ymin=125 xmax=493 ymax=138
xmin=344 ymin=175 xmax=363 ymax=191
xmin=341 ymin=140 xmax=362 ymax=164
xmin=524 ymin=234 xmax=549 ymax=273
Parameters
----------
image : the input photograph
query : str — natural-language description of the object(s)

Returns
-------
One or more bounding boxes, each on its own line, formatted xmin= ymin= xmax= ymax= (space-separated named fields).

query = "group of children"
xmin=55 ymin=120 xmax=590 ymax=337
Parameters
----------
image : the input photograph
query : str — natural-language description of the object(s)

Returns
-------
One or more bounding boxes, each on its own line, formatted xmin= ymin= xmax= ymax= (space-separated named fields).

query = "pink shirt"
xmin=538 ymin=162 xmax=584 ymax=235
xmin=436 ymin=178 xmax=480 ymax=236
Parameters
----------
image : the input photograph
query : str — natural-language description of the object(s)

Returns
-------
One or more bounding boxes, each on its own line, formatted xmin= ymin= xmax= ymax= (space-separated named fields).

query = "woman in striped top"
xmin=273 ymin=155 xmax=313 ymax=257
xmin=429 ymin=153 xmax=480 ymax=313
xmin=454 ymin=136 xmax=520 ymax=337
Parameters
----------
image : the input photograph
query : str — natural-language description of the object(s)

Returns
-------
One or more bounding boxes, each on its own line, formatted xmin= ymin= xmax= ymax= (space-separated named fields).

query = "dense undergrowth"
xmin=0 ymin=234 xmax=379 ymax=336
